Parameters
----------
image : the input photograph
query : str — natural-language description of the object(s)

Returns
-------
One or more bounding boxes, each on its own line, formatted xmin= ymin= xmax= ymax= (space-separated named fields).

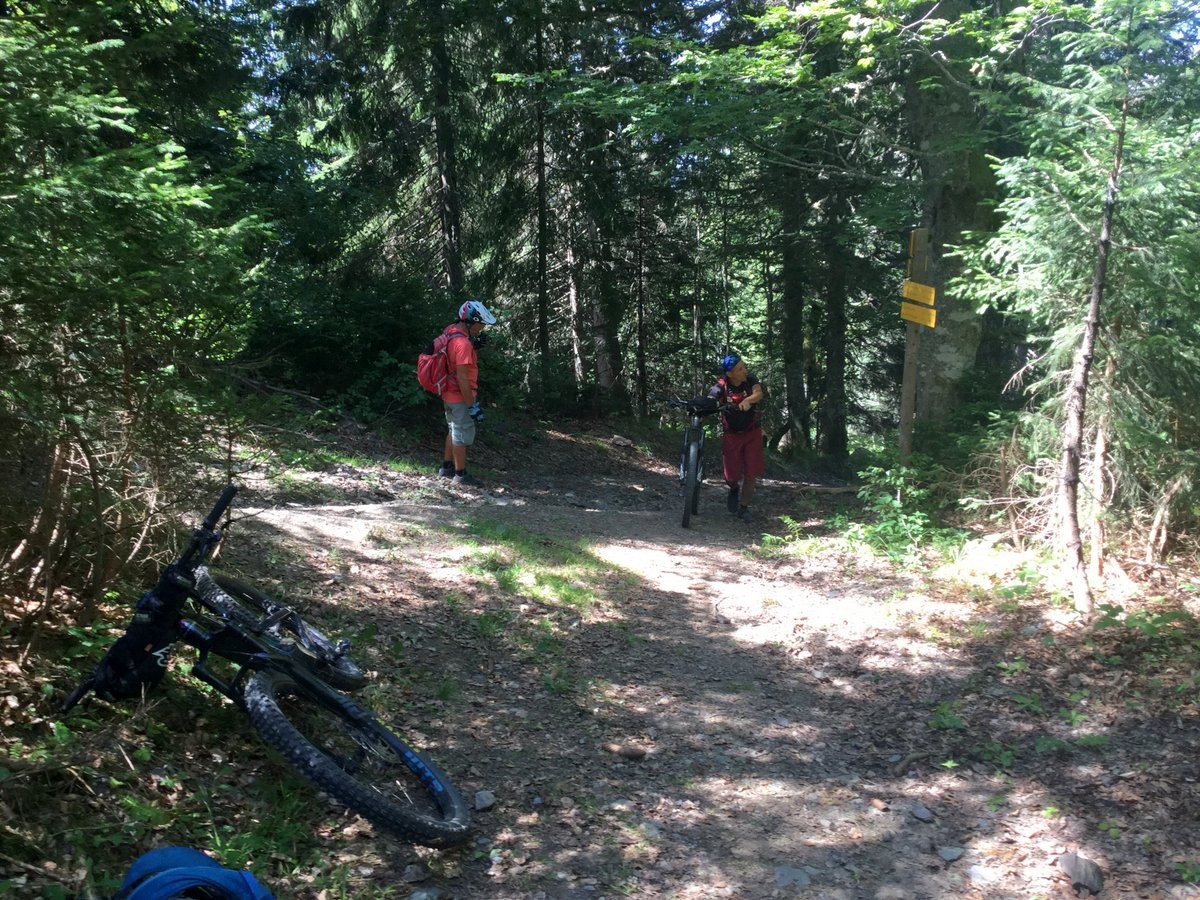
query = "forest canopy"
xmin=2 ymin=0 xmax=1199 ymax=608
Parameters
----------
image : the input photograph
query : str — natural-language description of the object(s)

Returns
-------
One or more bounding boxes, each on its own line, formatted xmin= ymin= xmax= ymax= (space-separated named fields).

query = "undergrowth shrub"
xmin=834 ymin=465 xmax=967 ymax=560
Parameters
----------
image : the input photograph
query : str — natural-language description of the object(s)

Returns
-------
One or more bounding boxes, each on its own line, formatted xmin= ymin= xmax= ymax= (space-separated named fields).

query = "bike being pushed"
xmin=63 ymin=484 xmax=471 ymax=847
xmin=662 ymin=396 xmax=731 ymax=528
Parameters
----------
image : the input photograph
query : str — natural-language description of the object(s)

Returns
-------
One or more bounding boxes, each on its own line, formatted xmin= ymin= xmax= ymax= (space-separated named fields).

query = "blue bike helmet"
xmin=721 ymin=354 xmax=740 ymax=373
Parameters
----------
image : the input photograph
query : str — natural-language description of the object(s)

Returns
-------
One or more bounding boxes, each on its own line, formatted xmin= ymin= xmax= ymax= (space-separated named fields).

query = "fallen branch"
xmin=0 ymin=849 xmax=73 ymax=885
xmin=890 ymin=751 xmax=931 ymax=777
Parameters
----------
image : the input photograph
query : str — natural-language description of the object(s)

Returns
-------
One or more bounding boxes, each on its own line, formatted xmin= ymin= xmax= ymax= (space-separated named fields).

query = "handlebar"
xmin=179 ymin=483 xmax=237 ymax=570
xmin=202 ymin=483 xmax=238 ymax=531
xmin=660 ymin=397 xmax=734 ymax=416
xmin=62 ymin=484 xmax=239 ymax=712
xmin=62 ymin=676 xmax=95 ymax=712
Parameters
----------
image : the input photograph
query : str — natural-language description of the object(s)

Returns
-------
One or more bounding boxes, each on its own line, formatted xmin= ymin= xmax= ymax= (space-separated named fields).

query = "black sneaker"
xmin=438 ymin=461 xmax=455 ymax=478
xmin=452 ymin=471 xmax=484 ymax=488
xmin=726 ymin=484 xmax=740 ymax=514
xmin=737 ymin=505 xmax=752 ymax=522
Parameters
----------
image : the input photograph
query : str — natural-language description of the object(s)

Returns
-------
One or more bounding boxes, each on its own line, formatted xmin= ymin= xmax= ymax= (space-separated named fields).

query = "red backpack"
xmin=416 ymin=326 xmax=472 ymax=395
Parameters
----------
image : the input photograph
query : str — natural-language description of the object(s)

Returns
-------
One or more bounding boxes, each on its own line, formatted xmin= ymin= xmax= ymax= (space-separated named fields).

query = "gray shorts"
xmin=444 ymin=401 xmax=476 ymax=446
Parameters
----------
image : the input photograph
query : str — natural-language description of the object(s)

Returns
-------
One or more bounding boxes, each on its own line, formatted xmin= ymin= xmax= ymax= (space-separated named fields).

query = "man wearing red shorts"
xmin=708 ymin=355 xmax=765 ymax=521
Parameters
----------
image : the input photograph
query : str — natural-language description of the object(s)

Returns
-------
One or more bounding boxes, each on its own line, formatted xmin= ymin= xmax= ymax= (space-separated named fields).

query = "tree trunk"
xmin=635 ymin=199 xmax=648 ymax=416
xmin=575 ymin=114 xmax=626 ymax=410
xmin=67 ymin=425 xmax=107 ymax=607
xmin=905 ymin=0 xmax=994 ymax=423
xmin=24 ymin=443 xmax=74 ymax=600
xmin=534 ymin=19 xmax=551 ymax=391
xmin=587 ymin=218 xmax=623 ymax=406
xmin=818 ymin=192 xmax=849 ymax=461
xmin=105 ymin=306 xmax=136 ymax=585
xmin=806 ymin=303 xmax=822 ymax=450
xmin=720 ymin=184 xmax=731 ymax=352
xmin=1088 ymin=354 xmax=1117 ymax=579
xmin=763 ymin=242 xmax=776 ymax=362
xmin=591 ymin=293 xmax=618 ymax=398
xmin=429 ymin=0 xmax=465 ymax=296
xmin=1059 ymin=91 xmax=1129 ymax=617
xmin=693 ymin=211 xmax=703 ymax=393
xmin=1145 ymin=477 xmax=1185 ymax=564
xmin=778 ymin=177 xmax=811 ymax=452
xmin=566 ymin=238 xmax=586 ymax=389
xmin=3 ymin=438 xmax=71 ymax=582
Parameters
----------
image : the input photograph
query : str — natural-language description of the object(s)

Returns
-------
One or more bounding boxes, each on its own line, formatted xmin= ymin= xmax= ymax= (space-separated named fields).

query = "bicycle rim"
xmin=244 ymin=670 xmax=470 ymax=847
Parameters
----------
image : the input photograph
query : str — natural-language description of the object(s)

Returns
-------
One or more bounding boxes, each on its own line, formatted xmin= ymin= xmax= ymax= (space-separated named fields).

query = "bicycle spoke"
xmin=273 ymin=685 xmax=443 ymax=821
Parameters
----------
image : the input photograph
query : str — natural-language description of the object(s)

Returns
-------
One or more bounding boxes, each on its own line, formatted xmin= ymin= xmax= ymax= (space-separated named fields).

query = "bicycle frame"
xmin=64 ymin=484 xmax=347 ymax=713
xmin=62 ymin=484 xmax=472 ymax=847
xmin=174 ymin=582 xmax=289 ymax=701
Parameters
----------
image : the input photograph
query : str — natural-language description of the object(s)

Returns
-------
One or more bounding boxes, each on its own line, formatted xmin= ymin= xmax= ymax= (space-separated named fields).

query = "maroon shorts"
xmin=722 ymin=426 xmax=765 ymax=484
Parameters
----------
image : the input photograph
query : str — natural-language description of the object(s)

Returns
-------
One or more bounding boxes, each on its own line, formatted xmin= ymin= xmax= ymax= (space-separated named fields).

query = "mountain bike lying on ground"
xmin=662 ymin=396 xmax=731 ymax=528
xmin=63 ymin=484 xmax=471 ymax=848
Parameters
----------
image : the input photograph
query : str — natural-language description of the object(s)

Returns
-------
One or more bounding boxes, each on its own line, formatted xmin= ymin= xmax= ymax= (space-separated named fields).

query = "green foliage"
xmin=1177 ymin=860 xmax=1200 ymax=884
xmin=475 ymin=610 xmax=511 ymax=639
xmin=997 ymin=658 xmax=1029 ymax=677
xmin=929 ymin=700 xmax=966 ymax=730
xmin=0 ymin=1 xmax=262 ymax=597
xmin=1095 ymin=602 xmax=1197 ymax=639
xmin=996 ymin=566 xmax=1045 ymax=606
xmin=755 ymin=515 xmax=822 ymax=558
xmin=977 ymin=740 xmax=1019 ymax=770
xmin=1059 ymin=707 xmax=1087 ymax=727
xmin=1097 ymin=819 xmax=1122 ymax=839
xmin=954 ymin=0 xmax=1200 ymax=547
xmin=541 ymin=665 xmax=580 ymax=696
xmin=1013 ymin=692 xmax=1046 ymax=715
xmin=1035 ymin=735 xmax=1072 ymax=755
xmin=839 ymin=466 xmax=965 ymax=558
xmin=457 ymin=515 xmax=620 ymax=612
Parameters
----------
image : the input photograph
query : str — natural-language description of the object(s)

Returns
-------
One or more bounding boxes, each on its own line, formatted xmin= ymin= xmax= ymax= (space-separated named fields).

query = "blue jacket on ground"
xmin=113 ymin=846 xmax=274 ymax=900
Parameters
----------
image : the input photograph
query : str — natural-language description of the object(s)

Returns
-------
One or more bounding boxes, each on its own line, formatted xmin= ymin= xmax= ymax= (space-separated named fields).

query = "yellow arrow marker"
xmin=902 ymin=279 xmax=937 ymax=306
xmin=901 ymin=301 xmax=937 ymax=328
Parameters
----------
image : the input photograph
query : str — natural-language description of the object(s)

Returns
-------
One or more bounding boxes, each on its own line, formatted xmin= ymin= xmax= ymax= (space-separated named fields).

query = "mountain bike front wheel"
xmin=195 ymin=568 xmax=368 ymax=692
xmin=682 ymin=440 xmax=700 ymax=528
xmin=244 ymin=669 xmax=471 ymax=848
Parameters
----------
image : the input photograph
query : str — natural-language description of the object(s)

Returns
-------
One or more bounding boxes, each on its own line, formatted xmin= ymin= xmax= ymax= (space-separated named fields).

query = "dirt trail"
xmin=217 ymin=430 xmax=1196 ymax=900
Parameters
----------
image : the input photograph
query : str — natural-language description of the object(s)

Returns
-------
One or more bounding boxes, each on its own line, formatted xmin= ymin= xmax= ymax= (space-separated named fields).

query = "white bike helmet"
xmin=458 ymin=299 xmax=497 ymax=326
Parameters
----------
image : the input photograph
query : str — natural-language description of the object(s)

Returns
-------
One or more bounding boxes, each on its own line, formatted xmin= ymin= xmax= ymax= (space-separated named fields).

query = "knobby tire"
xmin=682 ymin=441 xmax=700 ymax=528
xmin=244 ymin=669 xmax=471 ymax=847
xmin=691 ymin=444 xmax=703 ymax=515
xmin=195 ymin=568 xmax=368 ymax=692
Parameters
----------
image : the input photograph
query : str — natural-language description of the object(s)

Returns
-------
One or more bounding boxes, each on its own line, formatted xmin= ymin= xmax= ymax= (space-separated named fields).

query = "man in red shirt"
xmin=708 ymin=355 xmax=765 ymax=521
xmin=438 ymin=300 xmax=497 ymax=487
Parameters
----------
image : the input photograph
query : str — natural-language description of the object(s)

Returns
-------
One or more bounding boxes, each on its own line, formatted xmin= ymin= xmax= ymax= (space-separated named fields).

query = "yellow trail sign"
xmin=901 ymin=301 xmax=937 ymax=328
xmin=902 ymin=279 xmax=936 ymax=306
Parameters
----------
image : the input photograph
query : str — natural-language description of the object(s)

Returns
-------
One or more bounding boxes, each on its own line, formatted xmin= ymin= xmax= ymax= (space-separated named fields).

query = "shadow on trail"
xmin=210 ymin=480 xmax=1199 ymax=900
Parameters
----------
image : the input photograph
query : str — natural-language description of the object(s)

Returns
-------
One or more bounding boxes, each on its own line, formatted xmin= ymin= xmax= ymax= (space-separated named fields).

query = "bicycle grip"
xmin=62 ymin=677 xmax=95 ymax=712
xmin=202 ymin=483 xmax=238 ymax=531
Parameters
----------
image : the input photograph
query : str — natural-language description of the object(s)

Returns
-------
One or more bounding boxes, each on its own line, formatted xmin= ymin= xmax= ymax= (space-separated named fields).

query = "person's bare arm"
xmin=739 ymin=383 xmax=764 ymax=411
